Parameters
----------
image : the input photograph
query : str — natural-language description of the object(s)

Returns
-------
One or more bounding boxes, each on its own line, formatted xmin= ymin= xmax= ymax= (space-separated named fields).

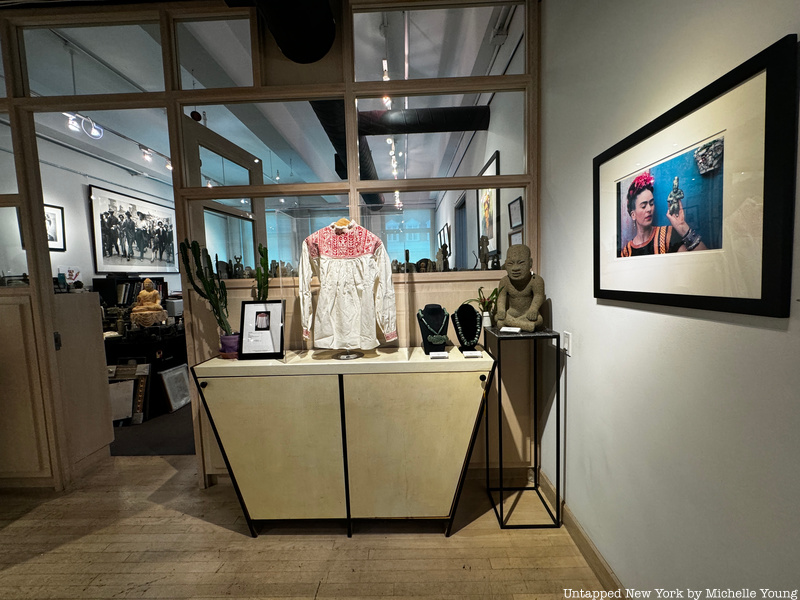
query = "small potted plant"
xmin=179 ymin=239 xmax=238 ymax=358
xmin=465 ymin=285 xmax=503 ymax=328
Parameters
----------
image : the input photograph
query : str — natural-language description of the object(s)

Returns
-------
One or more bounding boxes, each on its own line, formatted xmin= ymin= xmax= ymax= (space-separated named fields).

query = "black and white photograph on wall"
xmin=478 ymin=151 xmax=500 ymax=256
xmin=44 ymin=204 xmax=65 ymax=251
xmin=89 ymin=186 xmax=178 ymax=274
xmin=239 ymin=300 xmax=285 ymax=360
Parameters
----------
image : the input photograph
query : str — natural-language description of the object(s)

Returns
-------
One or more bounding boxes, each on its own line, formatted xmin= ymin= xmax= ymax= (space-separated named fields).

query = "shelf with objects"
xmin=101 ymin=276 xmax=187 ymax=423
xmin=482 ymin=243 xmax=562 ymax=528
xmin=191 ymin=214 xmax=498 ymax=537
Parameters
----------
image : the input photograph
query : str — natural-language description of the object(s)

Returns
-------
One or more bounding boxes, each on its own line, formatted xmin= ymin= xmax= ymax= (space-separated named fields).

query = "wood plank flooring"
xmin=0 ymin=456 xmax=602 ymax=599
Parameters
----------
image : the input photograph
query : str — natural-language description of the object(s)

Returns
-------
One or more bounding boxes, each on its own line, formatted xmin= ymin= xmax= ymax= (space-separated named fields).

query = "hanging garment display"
xmin=299 ymin=220 xmax=397 ymax=350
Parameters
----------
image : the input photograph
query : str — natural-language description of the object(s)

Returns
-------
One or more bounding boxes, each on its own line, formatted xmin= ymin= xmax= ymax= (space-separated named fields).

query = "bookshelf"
xmin=92 ymin=276 xmax=168 ymax=307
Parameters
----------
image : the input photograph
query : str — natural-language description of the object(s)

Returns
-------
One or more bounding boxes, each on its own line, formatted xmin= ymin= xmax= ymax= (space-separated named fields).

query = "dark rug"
xmin=110 ymin=404 xmax=195 ymax=456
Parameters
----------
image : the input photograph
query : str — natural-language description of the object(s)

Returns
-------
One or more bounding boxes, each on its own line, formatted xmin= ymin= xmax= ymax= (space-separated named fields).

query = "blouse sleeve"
xmin=299 ymin=239 xmax=314 ymax=339
xmin=373 ymin=243 xmax=397 ymax=342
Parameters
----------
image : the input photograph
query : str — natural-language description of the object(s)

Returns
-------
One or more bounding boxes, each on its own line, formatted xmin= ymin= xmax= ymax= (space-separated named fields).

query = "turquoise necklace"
xmin=418 ymin=308 xmax=449 ymax=345
xmin=453 ymin=308 xmax=481 ymax=347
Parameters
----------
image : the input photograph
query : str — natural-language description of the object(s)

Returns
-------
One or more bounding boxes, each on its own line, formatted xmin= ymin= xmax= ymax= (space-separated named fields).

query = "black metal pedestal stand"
xmin=483 ymin=327 xmax=562 ymax=529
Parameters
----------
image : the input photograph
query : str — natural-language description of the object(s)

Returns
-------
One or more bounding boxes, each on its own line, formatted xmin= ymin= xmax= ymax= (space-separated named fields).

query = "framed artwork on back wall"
xmin=477 ymin=150 xmax=500 ymax=257
xmin=89 ymin=186 xmax=179 ymax=274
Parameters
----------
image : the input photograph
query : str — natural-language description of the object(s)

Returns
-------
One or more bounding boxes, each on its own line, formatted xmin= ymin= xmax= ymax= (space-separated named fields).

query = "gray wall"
xmin=540 ymin=0 xmax=800 ymax=587
xmin=36 ymin=137 xmax=181 ymax=293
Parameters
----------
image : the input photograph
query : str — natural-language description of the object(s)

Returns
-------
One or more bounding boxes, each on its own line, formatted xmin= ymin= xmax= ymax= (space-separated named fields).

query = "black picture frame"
xmin=238 ymin=300 xmax=285 ymax=360
xmin=89 ymin=185 xmax=179 ymax=274
xmin=508 ymin=196 xmax=523 ymax=229
xmin=477 ymin=150 xmax=500 ymax=256
xmin=44 ymin=204 xmax=66 ymax=252
xmin=593 ymin=35 xmax=797 ymax=317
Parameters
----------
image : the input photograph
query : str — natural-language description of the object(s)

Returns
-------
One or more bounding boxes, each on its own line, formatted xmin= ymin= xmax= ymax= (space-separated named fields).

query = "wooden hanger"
xmin=334 ymin=217 xmax=351 ymax=227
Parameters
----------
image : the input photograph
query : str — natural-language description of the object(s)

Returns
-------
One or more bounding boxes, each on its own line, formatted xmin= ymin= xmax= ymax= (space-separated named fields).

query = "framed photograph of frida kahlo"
xmin=593 ymin=35 xmax=797 ymax=317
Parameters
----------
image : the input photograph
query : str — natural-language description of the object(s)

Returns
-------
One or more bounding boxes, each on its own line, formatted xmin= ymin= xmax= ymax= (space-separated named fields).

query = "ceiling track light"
xmin=84 ymin=118 xmax=103 ymax=140
xmin=165 ymin=159 xmax=173 ymax=171
xmin=140 ymin=145 xmax=154 ymax=162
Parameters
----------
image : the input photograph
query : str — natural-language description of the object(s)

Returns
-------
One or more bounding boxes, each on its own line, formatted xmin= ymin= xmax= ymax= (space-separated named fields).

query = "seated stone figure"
xmin=130 ymin=278 xmax=168 ymax=327
xmin=495 ymin=244 xmax=545 ymax=332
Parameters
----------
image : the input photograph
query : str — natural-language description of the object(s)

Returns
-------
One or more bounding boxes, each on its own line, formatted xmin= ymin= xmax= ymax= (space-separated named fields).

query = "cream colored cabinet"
xmin=193 ymin=346 xmax=493 ymax=536
xmin=197 ymin=374 xmax=346 ymax=522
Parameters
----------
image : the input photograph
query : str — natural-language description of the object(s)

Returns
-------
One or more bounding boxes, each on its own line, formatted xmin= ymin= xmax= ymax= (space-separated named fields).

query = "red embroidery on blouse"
xmin=305 ymin=223 xmax=382 ymax=259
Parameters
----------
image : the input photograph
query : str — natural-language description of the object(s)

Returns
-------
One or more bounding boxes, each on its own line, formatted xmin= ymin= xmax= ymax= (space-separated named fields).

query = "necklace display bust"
xmin=416 ymin=304 xmax=449 ymax=354
xmin=451 ymin=304 xmax=481 ymax=351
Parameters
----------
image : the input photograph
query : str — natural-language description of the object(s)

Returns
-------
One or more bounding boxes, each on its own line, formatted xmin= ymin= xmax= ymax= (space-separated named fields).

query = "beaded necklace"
xmin=417 ymin=308 xmax=449 ymax=345
xmin=453 ymin=307 xmax=481 ymax=347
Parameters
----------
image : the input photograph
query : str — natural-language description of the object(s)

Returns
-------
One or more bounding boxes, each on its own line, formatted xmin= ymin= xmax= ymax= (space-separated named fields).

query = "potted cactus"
xmin=179 ymin=239 xmax=238 ymax=358
xmin=253 ymin=243 xmax=270 ymax=301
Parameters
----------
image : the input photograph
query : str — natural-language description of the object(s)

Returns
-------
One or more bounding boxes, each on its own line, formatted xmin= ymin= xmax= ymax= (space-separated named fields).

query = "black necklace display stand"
xmin=451 ymin=304 xmax=481 ymax=352
xmin=417 ymin=304 xmax=449 ymax=354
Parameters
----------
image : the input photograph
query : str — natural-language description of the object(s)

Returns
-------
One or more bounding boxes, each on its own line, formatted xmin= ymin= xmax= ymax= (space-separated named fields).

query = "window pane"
xmin=356 ymin=91 xmax=524 ymax=180
xmin=34 ymin=108 xmax=173 ymax=185
xmin=0 ymin=115 xmax=17 ymax=194
xmin=183 ymin=101 xmax=346 ymax=187
xmin=177 ymin=18 xmax=253 ymax=89
xmin=204 ymin=209 xmax=255 ymax=277
xmin=359 ymin=188 xmax=525 ymax=271
xmin=354 ymin=5 xmax=524 ymax=81
xmin=0 ymin=208 xmax=29 ymax=286
xmin=267 ymin=195 xmax=349 ymax=271
xmin=23 ymin=24 xmax=164 ymax=96
xmin=200 ymin=146 xmax=252 ymax=187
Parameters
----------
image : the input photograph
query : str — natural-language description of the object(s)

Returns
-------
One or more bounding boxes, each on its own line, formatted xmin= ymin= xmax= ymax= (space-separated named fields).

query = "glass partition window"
xmin=23 ymin=24 xmax=164 ymax=96
xmin=177 ymin=18 xmax=253 ymax=89
xmin=358 ymin=187 xmax=525 ymax=272
xmin=199 ymin=146 xmax=253 ymax=187
xmin=183 ymin=100 xmax=346 ymax=187
xmin=0 ymin=208 xmax=29 ymax=286
xmin=268 ymin=195 xmax=349 ymax=272
xmin=0 ymin=115 xmax=17 ymax=194
xmin=204 ymin=209 xmax=254 ymax=276
xmin=34 ymin=108 xmax=173 ymax=185
xmin=354 ymin=5 xmax=524 ymax=82
xmin=356 ymin=91 xmax=525 ymax=180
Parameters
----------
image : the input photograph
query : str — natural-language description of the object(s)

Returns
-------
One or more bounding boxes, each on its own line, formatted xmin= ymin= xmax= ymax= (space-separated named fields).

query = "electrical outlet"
xmin=563 ymin=331 xmax=572 ymax=356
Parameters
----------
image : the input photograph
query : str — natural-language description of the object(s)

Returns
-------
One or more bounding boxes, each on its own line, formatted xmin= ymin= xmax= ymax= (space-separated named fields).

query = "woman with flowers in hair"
xmin=620 ymin=170 xmax=706 ymax=257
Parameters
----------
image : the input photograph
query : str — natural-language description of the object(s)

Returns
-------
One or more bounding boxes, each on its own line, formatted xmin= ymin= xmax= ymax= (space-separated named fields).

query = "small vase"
xmin=482 ymin=311 xmax=493 ymax=328
xmin=219 ymin=333 xmax=240 ymax=359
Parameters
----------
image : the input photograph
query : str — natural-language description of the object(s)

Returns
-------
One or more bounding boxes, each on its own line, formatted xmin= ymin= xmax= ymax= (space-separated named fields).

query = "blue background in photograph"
xmin=618 ymin=141 xmax=724 ymax=253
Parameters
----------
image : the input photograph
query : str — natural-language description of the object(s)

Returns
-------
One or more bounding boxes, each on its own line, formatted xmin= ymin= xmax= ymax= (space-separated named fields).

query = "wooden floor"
xmin=0 ymin=456 xmax=602 ymax=599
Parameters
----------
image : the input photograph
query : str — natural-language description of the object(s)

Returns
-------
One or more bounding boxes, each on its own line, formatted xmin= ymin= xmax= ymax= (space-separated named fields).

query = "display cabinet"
xmin=192 ymin=346 xmax=495 ymax=537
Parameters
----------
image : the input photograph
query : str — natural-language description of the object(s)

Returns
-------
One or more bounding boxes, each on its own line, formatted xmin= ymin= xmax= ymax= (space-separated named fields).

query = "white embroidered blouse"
xmin=299 ymin=221 xmax=397 ymax=350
